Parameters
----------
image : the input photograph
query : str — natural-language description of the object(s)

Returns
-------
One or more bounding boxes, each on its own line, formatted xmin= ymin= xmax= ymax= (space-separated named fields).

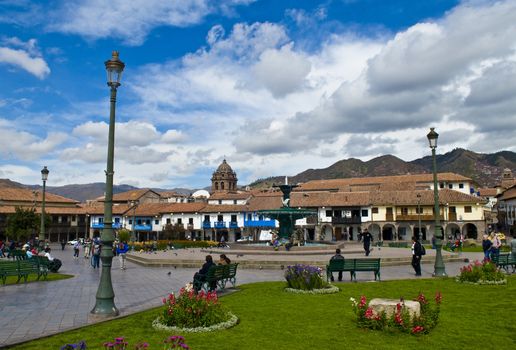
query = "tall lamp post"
xmin=416 ymin=193 xmax=422 ymax=241
xmin=91 ymin=51 xmax=125 ymax=317
xmin=39 ymin=166 xmax=49 ymax=250
xmin=130 ymin=200 xmax=139 ymax=242
xmin=427 ymin=127 xmax=447 ymax=277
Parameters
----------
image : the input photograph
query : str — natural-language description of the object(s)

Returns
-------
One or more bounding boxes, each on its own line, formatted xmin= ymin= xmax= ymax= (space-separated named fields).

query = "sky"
xmin=1 ymin=0 xmax=515 ymax=190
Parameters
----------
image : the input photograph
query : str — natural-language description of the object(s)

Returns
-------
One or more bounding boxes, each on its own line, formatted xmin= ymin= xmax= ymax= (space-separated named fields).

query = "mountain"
xmin=26 ymin=183 xmax=140 ymax=203
xmin=0 ymin=179 xmax=25 ymax=188
xmin=249 ymin=149 xmax=516 ymax=188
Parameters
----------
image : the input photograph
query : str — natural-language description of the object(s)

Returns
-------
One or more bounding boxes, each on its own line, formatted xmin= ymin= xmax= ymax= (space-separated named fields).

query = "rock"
xmin=369 ymin=298 xmax=420 ymax=318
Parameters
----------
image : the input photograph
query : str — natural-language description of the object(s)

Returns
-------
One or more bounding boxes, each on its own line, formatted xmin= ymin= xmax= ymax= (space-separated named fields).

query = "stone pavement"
xmin=0 ymin=244 xmax=482 ymax=348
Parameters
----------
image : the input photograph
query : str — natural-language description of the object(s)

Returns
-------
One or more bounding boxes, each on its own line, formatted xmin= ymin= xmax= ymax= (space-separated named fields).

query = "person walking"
xmin=329 ymin=248 xmax=345 ymax=282
xmin=482 ymin=234 xmax=492 ymax=261
xmin=60 ymin=239 xmax=66 ymax=251
xmin=116 ymin=240 xmax=129 ymax=270
xmin=411 ymin=236 xmax=423 ymax=276
xmin=361 ymin=228 xmax=373 ymax=256
xmin=73 ymin=240 xmax=80 ymax=259
xmin=92 ymin=239 xmax=101 ymax=269
xmin=83 ymin=238 xmax=92 ymax=259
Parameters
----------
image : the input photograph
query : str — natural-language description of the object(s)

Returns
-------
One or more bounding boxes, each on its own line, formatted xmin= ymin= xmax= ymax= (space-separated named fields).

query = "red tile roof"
xmin=0 ymin=187 xmax=78 ymax=204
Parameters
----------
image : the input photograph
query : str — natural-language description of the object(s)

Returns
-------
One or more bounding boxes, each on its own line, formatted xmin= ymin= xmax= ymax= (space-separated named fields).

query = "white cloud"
xmin=0 ymin=37 xmax=50 ymax=78
xmin=49 ymin=0 xmax=256 ymax=45
xmin=0 ymin=119 xmax=67 ymax=160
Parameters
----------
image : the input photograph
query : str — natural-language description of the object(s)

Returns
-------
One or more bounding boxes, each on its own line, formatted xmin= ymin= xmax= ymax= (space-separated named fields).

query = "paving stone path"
xmin=0 ymin=244 xmax=482 ymax=348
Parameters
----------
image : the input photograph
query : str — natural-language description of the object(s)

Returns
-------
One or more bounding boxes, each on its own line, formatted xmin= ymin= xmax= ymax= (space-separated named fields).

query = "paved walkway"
xmin=0 ymin=244 xmax=483 ymax=348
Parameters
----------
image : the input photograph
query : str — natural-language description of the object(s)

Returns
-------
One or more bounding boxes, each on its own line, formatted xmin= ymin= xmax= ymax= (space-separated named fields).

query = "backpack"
xmin=420 ymin=244 xmax=426 ymax=256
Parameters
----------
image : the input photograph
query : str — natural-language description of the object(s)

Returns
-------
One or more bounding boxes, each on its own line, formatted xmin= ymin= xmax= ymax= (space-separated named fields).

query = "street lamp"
xmin=427 ymin=127 xmax=447 ymax=277
xmin=39 ymin=166 xmax=49 ymax=250
xmin=91 ymin=51 xmax=125 ymax=317
xmin=130 ymin=200 xmax=139 ymax=242
xmin=416 ymin=193 xmax=422 ymax=241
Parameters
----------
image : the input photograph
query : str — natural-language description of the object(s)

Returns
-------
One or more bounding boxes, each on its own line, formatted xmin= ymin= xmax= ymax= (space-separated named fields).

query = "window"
xmin=154 ymin=219 xmax=159 ymax=225
xmin=448 ymin=184 xmax=453 ymax=189
xmin=215 ymin=182 xmax=219 ymax=190
xmin=145 ymin=219 xmax=151 ymax=225
xmin=247 ymin=214 xmax=252 ymax=221
xmin=464 ymin=206 xmax=472 ymax=213
xmin=325 ymin=210 xmax=332 ymax=217
xmin=218 ymin=200 xmax=222 ymax=204
xmin=416 ymin=207 xmax=423 ymax=214
xmin=439 ymin=182 xmax=445 ymax=189
xmin=372 ymin=207 xmax=379 ymax=214
xmin=459 ymin=183 xmax=464 ymax=189
xmin=137 ymin=219 xmax=142 ymax=225
xmin=233 ymin=200 xmax=237 ymax=204
xmin=189 ymin=218 xmax=194 ymax=224
xmin=334 ymin=210 xmax=342 ymax=217
xmin=114 ymin=218 xmax=120 ymax=223
xmin=401 ymin=207 xmax=408 ymax=215
xmin=166 ymin=218 xmax=171 ymax=224
xmin=221 ymin=182 xmax=225 ymax=190
xmin=204 ymin=215 xmax=210 ymax=222
xmin=177 ymin=218 xmax=182 ymax=224
xmin=231 ymin=215 xmax=237 ymax=222
xmin=129 ymin=219 xmax=132 ymax=224
xmin=361 ymin=209 xmax=368 ymax=217
xmin=61 ymin=216 xmax=68 ymax=223
xmin=99 ymin=218 xmax=103 ymax=223
xmin=71 ymin=215 xmax=76 ymax=222
xmin=217 ymin=215 xmax=224 ymax=222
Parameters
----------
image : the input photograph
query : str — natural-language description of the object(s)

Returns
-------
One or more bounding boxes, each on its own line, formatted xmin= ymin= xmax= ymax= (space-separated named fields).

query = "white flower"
xmin=184 ymin=282 xmax=194 ymax=292
xmin=350 ymin=297 xmax=357 ymax=306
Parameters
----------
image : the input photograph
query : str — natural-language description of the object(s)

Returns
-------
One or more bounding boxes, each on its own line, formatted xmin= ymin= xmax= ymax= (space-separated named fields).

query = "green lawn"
xmin=8 ymin=276 xmax=516 ymax=350
xmin=1 ymin=272 xmax=73 ymax=285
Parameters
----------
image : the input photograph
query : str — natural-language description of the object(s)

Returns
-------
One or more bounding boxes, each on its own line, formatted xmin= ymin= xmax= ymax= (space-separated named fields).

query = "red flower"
xmin=435 ymin=291 xmax=442 ymax=305
xmin=359 ymin=295 xmax=367 ymax=308
xmin=412 ymin=325 xmax=425 ymax=334
xmin=364 ymin=307 xmax=375 ymax=319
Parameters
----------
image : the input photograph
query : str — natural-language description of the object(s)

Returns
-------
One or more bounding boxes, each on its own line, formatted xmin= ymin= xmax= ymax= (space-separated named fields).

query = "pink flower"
xmin=364 ymin=307 xmax=375 ymax=319
xmin=435 ymin=291 xmax=442 ymax=305
xmin=359 ymin=295 xmax=367 ymax=308
xmin=412 ymin=325 xmax=425 ymax=334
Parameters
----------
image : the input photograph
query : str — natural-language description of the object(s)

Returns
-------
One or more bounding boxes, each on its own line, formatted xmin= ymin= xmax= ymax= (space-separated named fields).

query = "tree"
xmin=117 ymin=228 xmax=131 ymax=242
xmin=162 ymin=223 xmax=186 ymax=240
xmin=6 ymin=207 xmax=40 ymax=241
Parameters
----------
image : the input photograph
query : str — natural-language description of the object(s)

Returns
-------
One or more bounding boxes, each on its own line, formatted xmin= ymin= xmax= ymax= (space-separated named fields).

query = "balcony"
xmin=91 ymin=222 xmax=122 ymax=229
xmin=203 ymin=221 xmax=211 ymax=229
xmin=395 ymin=214 xmax=444 ymax=221
xmin=229 ymin=221 xmax=239 ymax=229
xmin=186 ymin=224 xmax=194 ymax=230
xmin=214 ymin=221 xmax=226 ymax=229
xmin=134 ymin=224 xmax=152 ymax=231
xmin=244 ymin=219 xmax=276 ymax=228
xmin=331 ymin=216 xmax=361 ymax=225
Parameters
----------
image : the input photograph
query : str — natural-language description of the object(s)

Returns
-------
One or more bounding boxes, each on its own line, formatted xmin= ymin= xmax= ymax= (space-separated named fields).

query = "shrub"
xmin=158 ymin=285 xmax=230 ymax=329
xmin=351 ymin=292 xmax=442 ymax=335
xmin=457 ymin=260 xmax=506 ymax=284
xmin=284 ymin=264 xmax=329 ymax=291
xmin=129 ymin=240 xmax=218 ymax=251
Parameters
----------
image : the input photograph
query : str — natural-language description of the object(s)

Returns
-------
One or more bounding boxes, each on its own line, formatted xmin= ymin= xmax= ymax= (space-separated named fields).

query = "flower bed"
xmin=152 ymin=284 xmax=237 ymax=333
xmin=285 ymin=285 xmax=340 ymax=294
xmin=284 ymin=264 xmax=333 ymax=291
xmin=351 ymin=292 xmax=442 ymax=335
xmin=456 ymin=260 xmax=507 ymax=285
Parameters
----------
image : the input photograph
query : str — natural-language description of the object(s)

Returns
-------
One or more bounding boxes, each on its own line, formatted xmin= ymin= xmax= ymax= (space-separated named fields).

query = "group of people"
xmin=482 ymin=233 xmax=503 ymax=261
xmin=66 ymin=237 xmax=129 ymax=269
xmin=192 ymin=254 xmax=231 ymax=292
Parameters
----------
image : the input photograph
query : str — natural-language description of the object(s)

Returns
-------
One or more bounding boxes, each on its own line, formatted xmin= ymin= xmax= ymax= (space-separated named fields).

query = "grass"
xmin=1 ymin=272 xmax=73 ymax=286
xmin=7 ymin=276 xmax=516 ymax=350
xmin=442 ymin=245 xmax=511 ymax=253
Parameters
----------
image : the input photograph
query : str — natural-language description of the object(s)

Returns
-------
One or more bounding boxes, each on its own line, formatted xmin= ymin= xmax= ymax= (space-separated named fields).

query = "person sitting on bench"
xmin=329 ymin=248 xmax=345 ymax=282
xmin=193 ymin=255 xmax=215 ymax=292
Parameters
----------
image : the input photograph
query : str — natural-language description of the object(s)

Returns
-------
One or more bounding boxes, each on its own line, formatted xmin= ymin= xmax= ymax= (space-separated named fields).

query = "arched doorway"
xmin=462 ymin=223 xmax=478 ymax=239
xmin=382 ymin=224 xmax=396 ymax=241
xmin=445 ymin=223 xmax=461 ymax=240
xmin=367 ymin=224 xmax=381 ymax=241
xmin=397 ymin=224 xmax=412 ymax=241
xmin=321 ymin=225 xmax=333 ymax=241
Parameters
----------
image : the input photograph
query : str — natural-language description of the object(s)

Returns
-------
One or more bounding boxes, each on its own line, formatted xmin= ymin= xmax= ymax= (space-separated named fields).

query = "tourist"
xmin=490 ymin=233 xmax=501 ymax=260
xmin=511 ymin=236 xmax=516 ymax=258
xmin=117 ymin=240 xmax=129 ymax=270
xmin=361 ymin=228 xmax=373 ymax=256
xmin=193 ymin=255 xmax=216 ymax=292
xmin=482 ymin=234 xmax=492 ymax=261
xmin=43 ymin=247 xmax=62 ymax=272
xmin=218 ymin=254 xmax=231 ymax=265
xmin=73 ymin=240 xmax=80 ymax=259
xmin=329 ymin=248 xmax=345 ymax=282
xmin=60 ymin=239 xmax=66 ymax=251
xmin=83 ymin=238 xmax=92 ymax=259
xmin=92 ymin=239 xmax=101 ymax=269
xmin=411 ymin=236 xmax=423 ymax=276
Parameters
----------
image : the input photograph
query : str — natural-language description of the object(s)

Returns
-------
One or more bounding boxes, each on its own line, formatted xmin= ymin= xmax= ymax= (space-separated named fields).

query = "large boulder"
xmin=369 ymin=298 xmax=420 ymax=318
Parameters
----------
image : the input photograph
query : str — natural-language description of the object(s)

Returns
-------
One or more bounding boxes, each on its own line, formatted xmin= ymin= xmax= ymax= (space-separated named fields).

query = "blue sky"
xmin=1 ymin=0 xmax=515 ymax=190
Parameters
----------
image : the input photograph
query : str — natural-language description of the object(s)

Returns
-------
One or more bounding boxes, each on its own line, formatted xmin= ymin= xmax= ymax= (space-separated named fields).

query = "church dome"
xmin=211 ymin=159 xmax=238 ymax=192
xmin=215 ymin=159 xmax=234 ymax=175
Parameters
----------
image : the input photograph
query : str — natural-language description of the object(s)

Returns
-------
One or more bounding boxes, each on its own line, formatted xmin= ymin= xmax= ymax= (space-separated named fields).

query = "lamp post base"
xmin=433 ymin=241 xmax=447 ymax=277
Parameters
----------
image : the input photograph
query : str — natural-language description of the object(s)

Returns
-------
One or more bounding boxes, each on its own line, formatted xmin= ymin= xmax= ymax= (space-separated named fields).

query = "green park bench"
xmin=0 ymin=259 xmax=41 ymax=284
xmin=29 ymin=256 xmax=50 ymax=280
xmin=326 ymin=258 xmax=381 ymax=282
xmin=492 ymin=253 xmax=516 ymax=273
xmin=195 ymin=263 xmax=239 ymax=292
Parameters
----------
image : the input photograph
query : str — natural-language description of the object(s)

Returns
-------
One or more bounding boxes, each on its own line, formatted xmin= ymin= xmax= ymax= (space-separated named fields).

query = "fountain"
xmin=258 ymin=177 xmax=317 ymax=240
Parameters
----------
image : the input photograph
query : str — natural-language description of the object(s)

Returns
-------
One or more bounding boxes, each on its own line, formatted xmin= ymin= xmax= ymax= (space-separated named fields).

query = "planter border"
xmin=284 ymin=285 xmax=340 ymax=295
xmin=152 ymin=312 xmax=238 ymax=333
